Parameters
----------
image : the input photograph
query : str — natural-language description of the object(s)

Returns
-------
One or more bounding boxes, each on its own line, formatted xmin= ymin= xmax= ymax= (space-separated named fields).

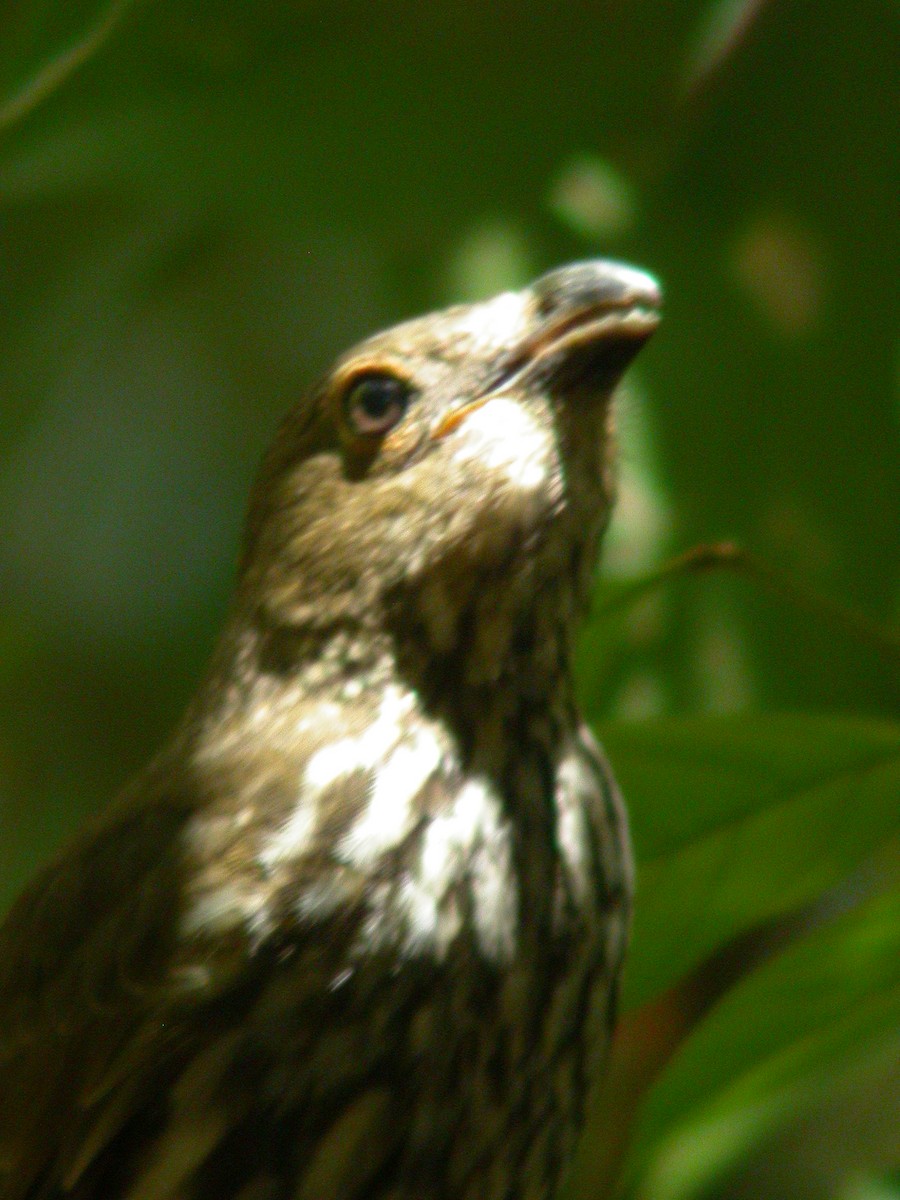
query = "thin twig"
xmin=0 ymin=0 xmax=137 ymax=136
xmin=596 ymin=541 xmax=900 ymax=663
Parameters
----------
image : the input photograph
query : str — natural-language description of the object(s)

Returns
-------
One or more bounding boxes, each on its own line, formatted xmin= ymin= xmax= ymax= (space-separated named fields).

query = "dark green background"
xmin=1 ymin=2 xmax=897 ymax=1197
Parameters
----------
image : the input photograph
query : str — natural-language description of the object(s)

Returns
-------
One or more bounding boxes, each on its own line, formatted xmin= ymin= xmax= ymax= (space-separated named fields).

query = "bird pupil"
xmin=345 ymin=374 xmax=410 ymax=435
xmin=360 ymin=379 xmax=396 ymax=417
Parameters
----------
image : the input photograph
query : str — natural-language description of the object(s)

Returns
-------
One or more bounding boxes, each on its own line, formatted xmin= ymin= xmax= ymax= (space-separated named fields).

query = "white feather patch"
xmin=259 ymin=685 xmax=416 ymax=869
xmin=337 ymin=723 xmax=444 ymax=867
xmin=451 ymin=396 xmax=549 ymax=492
xmin=554 ymin=752 xmax=596 ymax=906
xmin=452 ymin=289 xmax=530 ymax=347
xmin=399 ymin=777 xmax=515 ymax=960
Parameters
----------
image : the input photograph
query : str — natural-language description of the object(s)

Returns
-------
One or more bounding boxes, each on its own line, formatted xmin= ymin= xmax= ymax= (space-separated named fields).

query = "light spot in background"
xmin=623 ymin=593 xmax=668 ymax=651
xmin=443 ymin=218 xmax=534 ymax=304
xmin=732 ymin=213 xmax=826 ymax=336
xmin=605 ymin=377 xmax=672 ymax=576
xmin=576 ymin=377 xmax=676 ymax=722
xmin=612 ymin=672 xmax=667 ymax=719
xmin=548 ymin=154 xmax=637 ymax=241
xmin=759 ymin=494 xmax=835 ymax=577
xmin=682 ymin=0 xmax=771 ymax=94
xmin=693 ymin=592 xmax=756 ymax=711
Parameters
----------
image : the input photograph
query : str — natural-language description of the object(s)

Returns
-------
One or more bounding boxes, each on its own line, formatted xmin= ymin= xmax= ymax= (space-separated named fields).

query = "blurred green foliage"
xmin=0 ymin=1 xmax=897 ymax=1197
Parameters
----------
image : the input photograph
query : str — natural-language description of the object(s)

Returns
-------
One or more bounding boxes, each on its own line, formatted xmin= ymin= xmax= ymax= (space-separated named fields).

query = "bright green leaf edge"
xmin=625 ymin=886 xmax=900 ymax=1200
xmin=594 ymin=714 xmax=900 ymax=1010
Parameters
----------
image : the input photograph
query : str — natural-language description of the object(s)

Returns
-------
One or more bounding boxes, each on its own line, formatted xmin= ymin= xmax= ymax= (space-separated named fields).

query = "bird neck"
xmin=180 ymin=584 xmax=580 ymax=806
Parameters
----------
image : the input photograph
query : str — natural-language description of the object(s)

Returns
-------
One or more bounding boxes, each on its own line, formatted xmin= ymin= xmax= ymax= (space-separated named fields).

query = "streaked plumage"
xmin=0 ymin=260 xmax=660 ymax=1199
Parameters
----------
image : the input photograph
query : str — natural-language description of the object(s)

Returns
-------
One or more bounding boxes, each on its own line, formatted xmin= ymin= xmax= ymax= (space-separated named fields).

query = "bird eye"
xmin=344 ymin=374 xmax=412 ymax=437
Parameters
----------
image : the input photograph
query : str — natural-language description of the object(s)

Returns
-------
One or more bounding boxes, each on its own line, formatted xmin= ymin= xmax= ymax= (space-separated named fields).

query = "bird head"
xmin=238 ymin=260 xmax=660 ymax=694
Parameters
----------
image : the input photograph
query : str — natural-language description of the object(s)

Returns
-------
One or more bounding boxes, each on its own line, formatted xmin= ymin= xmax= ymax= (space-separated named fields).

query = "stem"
xmin=596 ymin=541 xmax=900 ymax=662
xmin=0 ymin=0 xmax=137 ymax=136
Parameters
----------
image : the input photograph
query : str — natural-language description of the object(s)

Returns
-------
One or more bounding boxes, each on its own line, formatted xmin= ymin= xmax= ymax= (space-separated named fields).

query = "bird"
xmin=0 ymin=258 xmax=660 ymax=1200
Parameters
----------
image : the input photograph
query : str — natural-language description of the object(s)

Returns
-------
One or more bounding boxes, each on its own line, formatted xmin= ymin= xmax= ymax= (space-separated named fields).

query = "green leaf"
xmin=597 ymin=714 xmax=900 ymax=1009
xmin=625 ymin=887 xmax=900 ymax=1200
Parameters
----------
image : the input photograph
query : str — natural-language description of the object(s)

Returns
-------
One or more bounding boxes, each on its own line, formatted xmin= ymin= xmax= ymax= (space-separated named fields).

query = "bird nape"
xmin=0 ymin=259 xmax=660 ymax=1200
